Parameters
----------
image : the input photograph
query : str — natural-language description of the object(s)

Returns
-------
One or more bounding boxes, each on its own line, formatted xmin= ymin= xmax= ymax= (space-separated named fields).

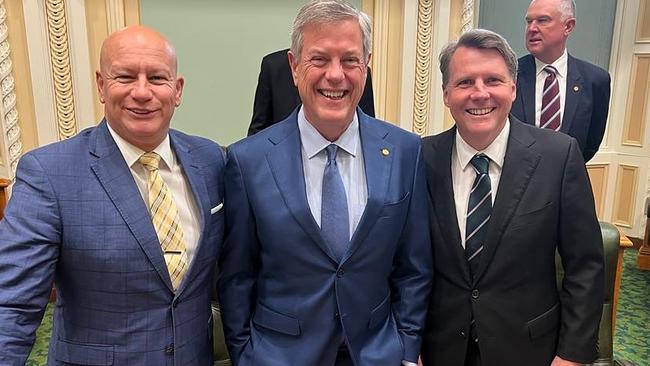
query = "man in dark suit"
xmin=0 ymin=26 xmax=225 ymax=365
xmin=248 ymin=48 xmax=375 ymax=135
xmin=220 ymin=1 xmax=432 ymax=365
xmin=511 ymin=0 xmax=611 ymax=162
xmin=421 ymin=29 xmax=603 ymax=366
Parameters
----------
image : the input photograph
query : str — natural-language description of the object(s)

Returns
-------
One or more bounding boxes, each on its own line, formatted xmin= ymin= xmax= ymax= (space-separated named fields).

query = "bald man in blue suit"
xmin=0 ymin=26 xmax=225 ymax=365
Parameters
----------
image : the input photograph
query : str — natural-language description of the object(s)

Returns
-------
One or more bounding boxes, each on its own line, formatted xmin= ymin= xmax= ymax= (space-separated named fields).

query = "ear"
xmin=510 ymin=80 xmax=517 ymax=102
xmin=174 ymin=75 xmax=185 ymax=106
xmin=287 ymin=50 xmax=299 ymax=87
xmin=564 ymin=17 xmax=576 ymax=36
xmin=95 ymin=71 xmax=105 ymax=103
xmin=443 ymin=87 xmax=450 ymax=107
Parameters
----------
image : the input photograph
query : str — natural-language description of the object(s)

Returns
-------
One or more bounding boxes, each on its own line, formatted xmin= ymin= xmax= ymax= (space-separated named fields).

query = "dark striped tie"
xmin=540 ymin=65 xmax=561 ymax=131
xmin=465 ymin=154 xmax=491 ymax=279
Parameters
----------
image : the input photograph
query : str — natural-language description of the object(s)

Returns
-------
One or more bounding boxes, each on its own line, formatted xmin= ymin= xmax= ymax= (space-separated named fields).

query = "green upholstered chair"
xmin=555 ymin=222 xmax=634 ymax=366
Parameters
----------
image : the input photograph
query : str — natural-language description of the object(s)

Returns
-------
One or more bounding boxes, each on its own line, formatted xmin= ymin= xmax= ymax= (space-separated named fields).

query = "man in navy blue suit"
xmin=511 ymin=0 xmax=611 ymax=162
xmin=219 ymin=1 xmax=432 ymax=365
xmin=0 ymin=26 xmax=225 ymax=365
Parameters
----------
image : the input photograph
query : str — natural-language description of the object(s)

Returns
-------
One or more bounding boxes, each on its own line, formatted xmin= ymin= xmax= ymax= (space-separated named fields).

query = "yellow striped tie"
xmin=140 ymin=152 xmax=188 ymax=290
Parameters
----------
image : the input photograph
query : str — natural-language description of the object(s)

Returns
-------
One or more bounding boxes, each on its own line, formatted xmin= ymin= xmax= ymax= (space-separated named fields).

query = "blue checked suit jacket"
xmin=0 ymin=120 xmax=225 ymax=365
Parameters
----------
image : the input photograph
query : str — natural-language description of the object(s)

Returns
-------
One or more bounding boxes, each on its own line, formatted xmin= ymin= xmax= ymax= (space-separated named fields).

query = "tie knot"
xmin=139 ymin=152 xmax=161 ymax=171
xmin=544 ymin=65 xmax=557 ymax=78
xmin=470 ymin=154 xmax=489 ymax=175
xmin=325 ymin=144 xmax=339 ymax=163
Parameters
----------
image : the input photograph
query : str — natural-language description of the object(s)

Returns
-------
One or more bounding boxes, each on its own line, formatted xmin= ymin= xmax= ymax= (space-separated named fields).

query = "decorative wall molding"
xmin=460 ymin=0 xmax=475 ymax=33
xmin=45 ymin=0 xmax=77 ymax=140
xmin=412 ymin=0 xmax=433 ymax=136
xmin=0 ymin=0 xmax=22 ymax=180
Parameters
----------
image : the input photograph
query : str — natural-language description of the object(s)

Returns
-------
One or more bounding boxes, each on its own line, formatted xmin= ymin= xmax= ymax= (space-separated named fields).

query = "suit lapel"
xmin=266 ymin=115 xmax=339 ymax=263
xmin=473 ymin=120 xmax=541 ymax=283
xmin=89 ymin=121 xmax=173 ymax=291
xmin=341 ymin=113 xmax=392 ymax=263
xmin=170 ymin=133 xmax=211 ymax=294
xmin=428 ymin=129 xmax=470 ymax=281
xmin=518 ymin=55 xmax=537 ymax=125
xmin=562 ymin=54 xmax=583 ymax=134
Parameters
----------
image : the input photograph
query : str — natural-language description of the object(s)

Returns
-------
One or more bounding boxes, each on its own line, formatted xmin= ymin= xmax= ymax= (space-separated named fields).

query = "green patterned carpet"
xmin=26 ymin=249 xmax=650 ymax=365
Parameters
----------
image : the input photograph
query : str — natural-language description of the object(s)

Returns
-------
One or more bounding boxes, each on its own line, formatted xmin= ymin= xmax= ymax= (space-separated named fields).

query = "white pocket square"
xmin=211 ymin=202 xmax=223 ymax=214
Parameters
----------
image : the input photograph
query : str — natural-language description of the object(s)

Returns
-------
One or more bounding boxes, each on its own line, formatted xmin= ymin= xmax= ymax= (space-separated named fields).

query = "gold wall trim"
xmin=622 ymin=54 xmax=649 ymax=147
xmin=461 ymin=0 xmax=475 ymax=33
xmin=46 ymin=0 xmax=77 ymax=140
xmin=0 ymin=0 xmax=22 ymax=179
xmin=586 ymin=163 xmax=609 ymax=218
xmin=412 ymin=0 xmax=433 ymax=136
xmin=612 ymin=164 xmax=638 ymax=228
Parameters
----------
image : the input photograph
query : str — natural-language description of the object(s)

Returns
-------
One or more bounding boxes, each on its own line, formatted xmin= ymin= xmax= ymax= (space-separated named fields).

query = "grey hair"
xmin=290 ymin=0 xmax=372 ymax=63
xmin=439 ymin=29 xmax=518 ymax=88
xmin=558 ymin=0 xmax=576 ymax=21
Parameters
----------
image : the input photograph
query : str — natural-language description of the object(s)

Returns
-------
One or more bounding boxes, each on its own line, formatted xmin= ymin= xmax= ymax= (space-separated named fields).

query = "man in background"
xmin=421 ymin=29 xmax=603 ymax=366
xmin=220 ymin=1 xmax=431 ymax=365
xmin=248 ymin=48 xmax=375 ymax=135
xmin=0 ymin=26 xmax=225 ymax=365
xmin=511 ymin=0 xmax=611 ymax=162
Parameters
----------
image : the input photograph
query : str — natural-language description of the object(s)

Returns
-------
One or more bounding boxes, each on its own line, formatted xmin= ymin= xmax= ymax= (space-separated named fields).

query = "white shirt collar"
xmin=297 ymin=107 xmax=360 ymax=159
xmin=106 ymin=122 xmax=175 ymax=170
xmin=455 ymin=119 xmax=510 ymax=171
xmin=534 ymin=48 xmax=568 ymax=79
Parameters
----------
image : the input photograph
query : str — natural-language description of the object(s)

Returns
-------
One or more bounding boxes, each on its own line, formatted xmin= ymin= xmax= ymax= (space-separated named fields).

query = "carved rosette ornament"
xmin=46 ymin=0 xmax=77 ymax=140
xmin=0 ymin=0 xmax=22 ymax=179
xmin=412 ymin=0 xmax=433 ymax=137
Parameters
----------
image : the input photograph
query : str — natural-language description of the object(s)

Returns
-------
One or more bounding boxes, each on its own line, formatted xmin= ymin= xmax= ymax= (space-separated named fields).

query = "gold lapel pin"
xmin=381 ymin=148 xmax=390 ymax=156
xmin=573 ymin=85 xmax=579 ymax=92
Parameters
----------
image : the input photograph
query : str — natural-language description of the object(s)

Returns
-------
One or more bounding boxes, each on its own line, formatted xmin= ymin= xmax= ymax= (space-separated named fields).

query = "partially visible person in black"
xmin=248 ymin=48 xmax=375 ymax=136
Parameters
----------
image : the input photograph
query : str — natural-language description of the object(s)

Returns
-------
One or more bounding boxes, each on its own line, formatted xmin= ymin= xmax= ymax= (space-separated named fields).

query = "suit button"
xmin=335 ymin=312 xmax=340 ymax=319
xmin=337 ymin=269 xmax=345 ymax=278
xmin=172 ymin=299 xmax=179 ymax=308
xmin=165 ymin=343 xmax=174 ymax=355
xmin=471 ymin=289 xmax=479 ymax=299
xmin=459 ymin=330 xmax=466 ymax=338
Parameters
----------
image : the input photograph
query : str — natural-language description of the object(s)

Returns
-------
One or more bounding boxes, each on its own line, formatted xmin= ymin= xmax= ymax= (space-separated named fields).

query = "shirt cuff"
xmin=402 ymin=361 xmax=418 ymax=366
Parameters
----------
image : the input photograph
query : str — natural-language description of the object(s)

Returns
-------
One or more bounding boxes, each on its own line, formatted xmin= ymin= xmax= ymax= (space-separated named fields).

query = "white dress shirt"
xmin=452 ymin=120 xmax=510 ymax=248
xmin=534 ymin=49 xmax=568 ymax=127
xmin=107 ymin=123 xmax=201 ymax=267
xmin=298 ymin=107 xmax=367 ymax=239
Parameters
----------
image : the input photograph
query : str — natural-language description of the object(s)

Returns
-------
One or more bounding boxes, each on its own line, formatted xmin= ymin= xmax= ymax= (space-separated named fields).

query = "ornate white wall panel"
xmin=0 ymin=0 xmax=22 ymax=180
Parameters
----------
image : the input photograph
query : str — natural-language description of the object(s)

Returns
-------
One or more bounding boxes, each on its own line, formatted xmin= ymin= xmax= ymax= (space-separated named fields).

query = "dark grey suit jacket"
xmin=511 ymin=53 xmax=611 ymax=162
xmin=421 ymin=118 xmax=603 ymax=366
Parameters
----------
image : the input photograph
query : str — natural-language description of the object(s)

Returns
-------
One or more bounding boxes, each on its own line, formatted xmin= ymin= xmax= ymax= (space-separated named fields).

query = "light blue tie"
xmin=466 ymin=154 xmax=492 ymax=279
xmin=321 ymin=144 xmax=349 ymax=261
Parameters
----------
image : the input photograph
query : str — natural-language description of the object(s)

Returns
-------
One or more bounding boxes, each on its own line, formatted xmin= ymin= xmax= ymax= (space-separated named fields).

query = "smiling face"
xmin=525 ymin=0 xmax=575 ymax=64
xmin=96 ymin=26 xmax=184 ymax=151
xmin=443 ymin=46 xmax=516 ymax=150
xmin=288 ymin=18 xmax=368 ymax=141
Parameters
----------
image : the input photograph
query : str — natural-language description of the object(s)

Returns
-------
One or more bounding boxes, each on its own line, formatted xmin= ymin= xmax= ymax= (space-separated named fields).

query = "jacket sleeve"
xmin=0 ymin=154 xmax=60 ymax=365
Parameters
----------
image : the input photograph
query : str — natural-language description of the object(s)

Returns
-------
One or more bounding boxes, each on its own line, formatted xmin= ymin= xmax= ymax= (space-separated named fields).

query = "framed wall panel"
xmin=587 ymin=163 xmax=609 ymax=218
xmin=636 ymin=0 xmax=650 ymax=42
xmin=612 ymin=164 xmax=639 ymax=227
xmin=622 ymin=55 xmax=649 ymax=146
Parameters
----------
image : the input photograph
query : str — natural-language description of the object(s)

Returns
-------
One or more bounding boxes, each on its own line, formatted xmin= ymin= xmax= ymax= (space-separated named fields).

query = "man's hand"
xmin=550 ymin=355 xmax=583 ymax=366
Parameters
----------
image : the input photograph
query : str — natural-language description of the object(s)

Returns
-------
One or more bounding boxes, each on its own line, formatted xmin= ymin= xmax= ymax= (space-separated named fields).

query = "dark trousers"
xmin=335 ymin=344 xmax=355 ymax=366
xmin=465 ymin=338 xmax=481 ymax=366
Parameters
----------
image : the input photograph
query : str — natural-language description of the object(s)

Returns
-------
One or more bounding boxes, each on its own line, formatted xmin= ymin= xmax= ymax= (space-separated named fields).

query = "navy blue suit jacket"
xmin=511 ymin=53 xmax=611 ymax=162
xmin=220 ymin=108 xmax=432 ymax=365
xmin=0 ymin=121 xmax=225 ymax=365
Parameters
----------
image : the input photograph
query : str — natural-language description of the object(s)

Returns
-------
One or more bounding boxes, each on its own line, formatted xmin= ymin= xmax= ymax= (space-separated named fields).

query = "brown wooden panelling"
xmin=637 ymin=0 xmax=650 ymax=42
xmin=0 ymin=178 xmax=9 ymax=219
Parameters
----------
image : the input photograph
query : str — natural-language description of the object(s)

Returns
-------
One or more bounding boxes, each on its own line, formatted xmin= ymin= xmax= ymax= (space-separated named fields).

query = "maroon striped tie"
xmin=540 ymin=66 xmax=561 ymax=131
